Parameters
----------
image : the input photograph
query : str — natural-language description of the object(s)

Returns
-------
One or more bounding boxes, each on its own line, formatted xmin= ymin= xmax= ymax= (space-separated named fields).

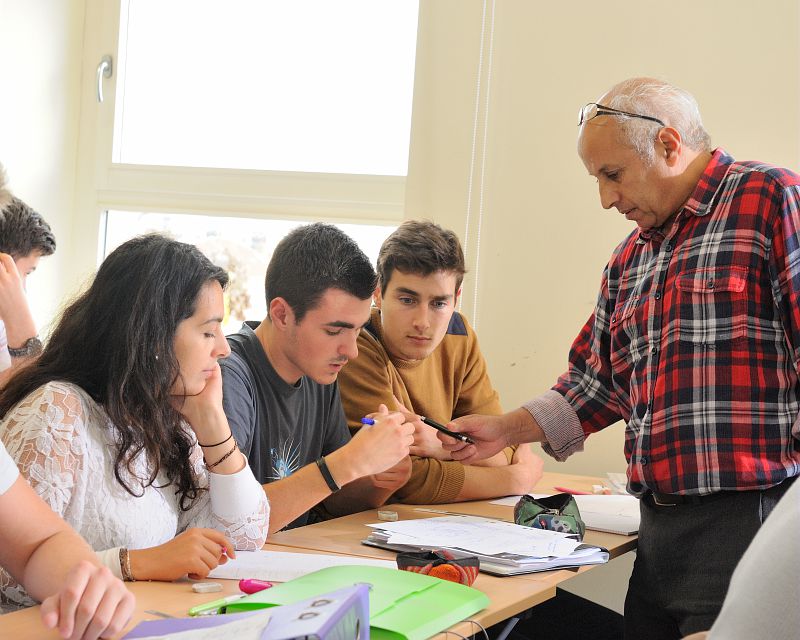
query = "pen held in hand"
xmin=420 ymin=416 xmax=475 ymax=444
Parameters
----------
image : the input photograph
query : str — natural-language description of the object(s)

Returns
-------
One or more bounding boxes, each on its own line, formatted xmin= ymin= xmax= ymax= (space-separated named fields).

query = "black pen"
xmin=420 ymin=416 xmax=475 ymax=445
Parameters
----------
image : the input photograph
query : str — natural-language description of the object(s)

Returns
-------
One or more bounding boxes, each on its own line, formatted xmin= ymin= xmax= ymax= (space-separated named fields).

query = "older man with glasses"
xmin=440 ymin=77 xmax=800 ymax=639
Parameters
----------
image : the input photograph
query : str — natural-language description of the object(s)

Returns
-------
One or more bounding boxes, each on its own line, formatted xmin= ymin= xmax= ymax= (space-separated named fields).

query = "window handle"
xmin=96 ymin=55 xmax=113 ymax=103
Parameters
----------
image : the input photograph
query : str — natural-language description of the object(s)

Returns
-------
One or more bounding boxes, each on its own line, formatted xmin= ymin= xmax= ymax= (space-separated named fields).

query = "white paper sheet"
xmin=366 ymin=515 xmax=582 ymax=558
xmin=207 ymin=550 xmax=396 ymax=581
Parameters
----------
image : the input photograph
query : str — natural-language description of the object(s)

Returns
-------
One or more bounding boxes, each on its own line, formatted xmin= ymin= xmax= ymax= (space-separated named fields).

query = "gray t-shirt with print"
xmin=220 ymin=321 xmax=351 ymax=528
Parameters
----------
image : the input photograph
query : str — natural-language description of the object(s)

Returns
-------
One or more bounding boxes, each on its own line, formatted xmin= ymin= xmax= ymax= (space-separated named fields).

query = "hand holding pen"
xmin=438 ymin=413 xmax=512 ymax=464
xmin=348 ymin=404 xmax=414 ymax=477
xmin=384 ymin=395 xmax=471 ymax=460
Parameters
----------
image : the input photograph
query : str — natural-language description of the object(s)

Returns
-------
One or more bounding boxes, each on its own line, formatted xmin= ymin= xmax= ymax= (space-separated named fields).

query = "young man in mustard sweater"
xmin=338 ymin=220 xmax=543 ymax=503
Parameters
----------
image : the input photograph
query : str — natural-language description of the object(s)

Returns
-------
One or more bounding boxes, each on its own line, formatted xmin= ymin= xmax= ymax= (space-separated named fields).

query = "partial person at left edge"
xmin=0 ymin=165 xmax=56 ymax=386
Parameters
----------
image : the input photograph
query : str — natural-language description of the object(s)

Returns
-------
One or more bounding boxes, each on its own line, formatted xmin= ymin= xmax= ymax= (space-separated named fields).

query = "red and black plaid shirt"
xmin=552 ymin=149 xmax=800 ymax=495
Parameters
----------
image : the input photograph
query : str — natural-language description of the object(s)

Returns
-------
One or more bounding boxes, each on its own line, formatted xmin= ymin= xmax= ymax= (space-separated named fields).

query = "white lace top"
xmin=0 ymin=381 xmax=269 ymax=610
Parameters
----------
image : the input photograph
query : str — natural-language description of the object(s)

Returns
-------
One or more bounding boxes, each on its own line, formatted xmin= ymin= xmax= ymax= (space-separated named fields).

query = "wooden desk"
xmin=269 ymin=471 xmax=638 ymax=562
xmin=0 ymin=472 xmax=637 ymax=639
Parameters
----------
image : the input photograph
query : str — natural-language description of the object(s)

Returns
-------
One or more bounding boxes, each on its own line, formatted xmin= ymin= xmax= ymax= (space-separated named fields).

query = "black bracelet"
xmin=207 ymin=442 xmax=238 ymax=470
xmin=198 ymin=432 xmax=233 ymax=448
xmin=316 ymin=456 xmax=340 ymax=493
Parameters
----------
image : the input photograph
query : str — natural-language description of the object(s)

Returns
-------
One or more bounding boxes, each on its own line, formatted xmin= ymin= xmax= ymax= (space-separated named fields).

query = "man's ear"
xmin=269 ymin=297 xmax=293 ymax=330
xmin=455 ymin=287 xmax=462 ymax=306
xmin=372 ymin=285 xmax=383 ymax=310
xmin=658 ymin=127 xmax=682 ymax=166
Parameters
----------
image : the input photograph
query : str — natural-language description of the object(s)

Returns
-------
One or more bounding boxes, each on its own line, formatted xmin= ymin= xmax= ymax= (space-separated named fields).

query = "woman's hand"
xmin=40 ymin=561 xmax=135 ymax=640
xmin=173 ymin=366 xmax=244 ymax=474
xmin=128 ymin=528 xmax=235 ymax=581
xmin=173 ymin=363 xmax=226 ymax=438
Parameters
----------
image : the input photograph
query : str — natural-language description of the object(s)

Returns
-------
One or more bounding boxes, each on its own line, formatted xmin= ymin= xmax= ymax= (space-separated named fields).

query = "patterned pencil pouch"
xmin=514 ymin=493 xmax=586 ymax=540
xmin=395 ymin=549 xmax=480 ymax=586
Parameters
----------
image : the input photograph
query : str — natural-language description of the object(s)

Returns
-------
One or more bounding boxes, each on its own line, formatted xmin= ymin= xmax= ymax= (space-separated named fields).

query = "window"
xmin=103 ymin=211 xmax=395 ymax=332
xmin=74 ymin=0 xmax=419 ymax=283
xmin=113 ymin=0 xmax=419 ymax=175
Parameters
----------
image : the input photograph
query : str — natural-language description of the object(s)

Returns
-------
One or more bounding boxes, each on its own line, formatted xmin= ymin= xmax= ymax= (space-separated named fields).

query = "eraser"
xmin=192 ymin=581 xmax=223 ymax=594
xmin=378 ymin=509 xmax=398 ymax=521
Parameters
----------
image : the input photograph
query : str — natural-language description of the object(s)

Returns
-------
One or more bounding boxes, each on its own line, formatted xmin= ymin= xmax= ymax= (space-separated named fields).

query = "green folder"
xmin=225 ymin=565 xmax=490 ymax=640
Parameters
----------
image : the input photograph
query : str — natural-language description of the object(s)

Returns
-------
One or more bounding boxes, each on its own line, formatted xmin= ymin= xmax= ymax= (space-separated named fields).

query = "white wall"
xmin=0 ymin=0 xmax=85 ymax=333
xmin=407 ymin=0 xmax=800 ymax=478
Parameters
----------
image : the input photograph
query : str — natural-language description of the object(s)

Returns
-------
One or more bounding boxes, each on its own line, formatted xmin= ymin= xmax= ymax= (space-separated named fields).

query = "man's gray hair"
xmin=601 ymin=77 xmax=712 ymax=162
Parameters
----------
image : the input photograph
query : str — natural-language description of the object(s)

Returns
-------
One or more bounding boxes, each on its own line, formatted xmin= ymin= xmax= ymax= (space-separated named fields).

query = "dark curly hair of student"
xmin=264 ymin=223 xmax=376 ymax=322
xmin=0 ymin=234 xmax=228 ymax=510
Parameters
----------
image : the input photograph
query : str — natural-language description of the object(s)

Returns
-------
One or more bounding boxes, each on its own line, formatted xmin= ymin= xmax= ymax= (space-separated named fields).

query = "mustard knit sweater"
xmin=338 ymin=307 xmax=512 ymax=503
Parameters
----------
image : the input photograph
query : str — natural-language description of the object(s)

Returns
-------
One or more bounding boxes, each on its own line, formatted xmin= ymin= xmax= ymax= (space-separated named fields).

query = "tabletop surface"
xmin=0 ymin=471 xmax=637 ymax=639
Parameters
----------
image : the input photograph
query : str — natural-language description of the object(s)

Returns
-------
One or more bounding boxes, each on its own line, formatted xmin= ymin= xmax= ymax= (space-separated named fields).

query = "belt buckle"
xmin=651 ymin=492 xmax=677 ymax=507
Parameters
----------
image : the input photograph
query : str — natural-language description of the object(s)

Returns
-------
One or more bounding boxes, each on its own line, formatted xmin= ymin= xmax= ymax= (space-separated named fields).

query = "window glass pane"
xmin=113 ymin=0 xmax=419 ymax=175
xmin=103 ymin=211 xmax=395 ymax=334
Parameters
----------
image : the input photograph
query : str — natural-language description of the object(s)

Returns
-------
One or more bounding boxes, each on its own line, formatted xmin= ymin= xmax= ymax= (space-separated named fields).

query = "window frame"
xmin=74 ymin=0 xmax=411 ymax=276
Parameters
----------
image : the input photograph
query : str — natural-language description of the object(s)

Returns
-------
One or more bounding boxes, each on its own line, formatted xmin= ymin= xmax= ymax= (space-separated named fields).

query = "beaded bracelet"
xmin=207 ymin=441 xmax=238 ymax=470
xmin=119 ymin=547 xmax=135 ymax=582
xmin=198 ymin=431 xmax=234 ymax=448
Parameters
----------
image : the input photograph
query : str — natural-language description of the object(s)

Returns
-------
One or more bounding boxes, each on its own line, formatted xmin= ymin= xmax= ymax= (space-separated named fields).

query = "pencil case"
xmin=514 ymin=493 xmax=586 ymax=540
xmin=395 ymin=549 xmax=480 ymax=586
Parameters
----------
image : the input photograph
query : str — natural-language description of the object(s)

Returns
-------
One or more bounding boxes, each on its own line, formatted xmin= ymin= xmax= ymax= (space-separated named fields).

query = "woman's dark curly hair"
xmin=0 ymin=234 xmax=228 ymax=510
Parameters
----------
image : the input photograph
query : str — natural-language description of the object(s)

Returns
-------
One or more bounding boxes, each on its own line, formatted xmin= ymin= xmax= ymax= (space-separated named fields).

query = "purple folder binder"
xmin=123 ymin=583 xmax=369 ymax=639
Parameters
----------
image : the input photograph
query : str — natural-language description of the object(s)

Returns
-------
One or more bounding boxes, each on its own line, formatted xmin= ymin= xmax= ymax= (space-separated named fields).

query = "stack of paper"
xmin=362 ymin=515 xmax=609 ymax=576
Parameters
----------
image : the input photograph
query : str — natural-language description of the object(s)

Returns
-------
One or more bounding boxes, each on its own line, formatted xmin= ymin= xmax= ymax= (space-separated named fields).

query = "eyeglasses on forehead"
xmin=578 ymin=102 xmax=666 ymax=127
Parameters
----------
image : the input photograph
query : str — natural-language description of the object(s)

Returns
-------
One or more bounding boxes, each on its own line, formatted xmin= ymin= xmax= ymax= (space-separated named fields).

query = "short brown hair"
xmin=0 ymin=169 xmax=56 ymax=259
xmin=377 ymin=220 xmax=466 ymax=295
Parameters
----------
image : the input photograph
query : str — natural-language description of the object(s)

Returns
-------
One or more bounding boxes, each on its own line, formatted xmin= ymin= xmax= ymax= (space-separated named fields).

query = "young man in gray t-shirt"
xmin=221 ymin=224 xmax=414 ymax=532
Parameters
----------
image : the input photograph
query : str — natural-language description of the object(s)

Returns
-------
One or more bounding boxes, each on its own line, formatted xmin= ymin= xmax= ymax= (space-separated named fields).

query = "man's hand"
xmin=39 ymin=561 xmax=135 ymax=640
xmin=438 ymin=414 xmax=513 ymax=463
xmin=344 ymin=404 xmax=414 ymax=478
xmin=370 ymin=455 xmax=412 ymax=490
xmin=0 ymin=252 xmax=36 ymax=349
xmin=390 ymin=396 xmax=451 ymax=460
xmin=439 ymin=408 xmax=544 ymax=464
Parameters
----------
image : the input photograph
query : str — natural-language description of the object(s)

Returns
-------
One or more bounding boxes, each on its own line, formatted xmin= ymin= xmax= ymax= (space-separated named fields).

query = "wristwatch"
xmin=7 ymin=336 xmax=43 ymax=358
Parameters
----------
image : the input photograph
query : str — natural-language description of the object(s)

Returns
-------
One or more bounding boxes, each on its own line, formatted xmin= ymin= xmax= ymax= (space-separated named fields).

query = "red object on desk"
xmin=553 ymin=486 xmax=591 ymax=495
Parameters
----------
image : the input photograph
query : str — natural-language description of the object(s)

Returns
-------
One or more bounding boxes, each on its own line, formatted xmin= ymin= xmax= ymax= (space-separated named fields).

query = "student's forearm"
xmin=323 ymin=476 xmax=393 ymax=516
xmin=262 ymin=463 xmax=344 ymax=533
xmin=454 ymin=464 xmax=530 ymax=501
xmin=23 ymin=529 xmax=98 ymax=602
xmin=470 ymin=449 xmax=513 ymax=468
xmin=0 ymin=477 xmax=100 ymax=601
xmin=3 ymin=299 xmax=37 ymax=350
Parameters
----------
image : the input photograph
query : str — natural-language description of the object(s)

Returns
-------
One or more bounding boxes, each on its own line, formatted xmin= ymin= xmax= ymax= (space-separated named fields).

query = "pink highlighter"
xmin=239 ymin=578 xmax=274 ymax=594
